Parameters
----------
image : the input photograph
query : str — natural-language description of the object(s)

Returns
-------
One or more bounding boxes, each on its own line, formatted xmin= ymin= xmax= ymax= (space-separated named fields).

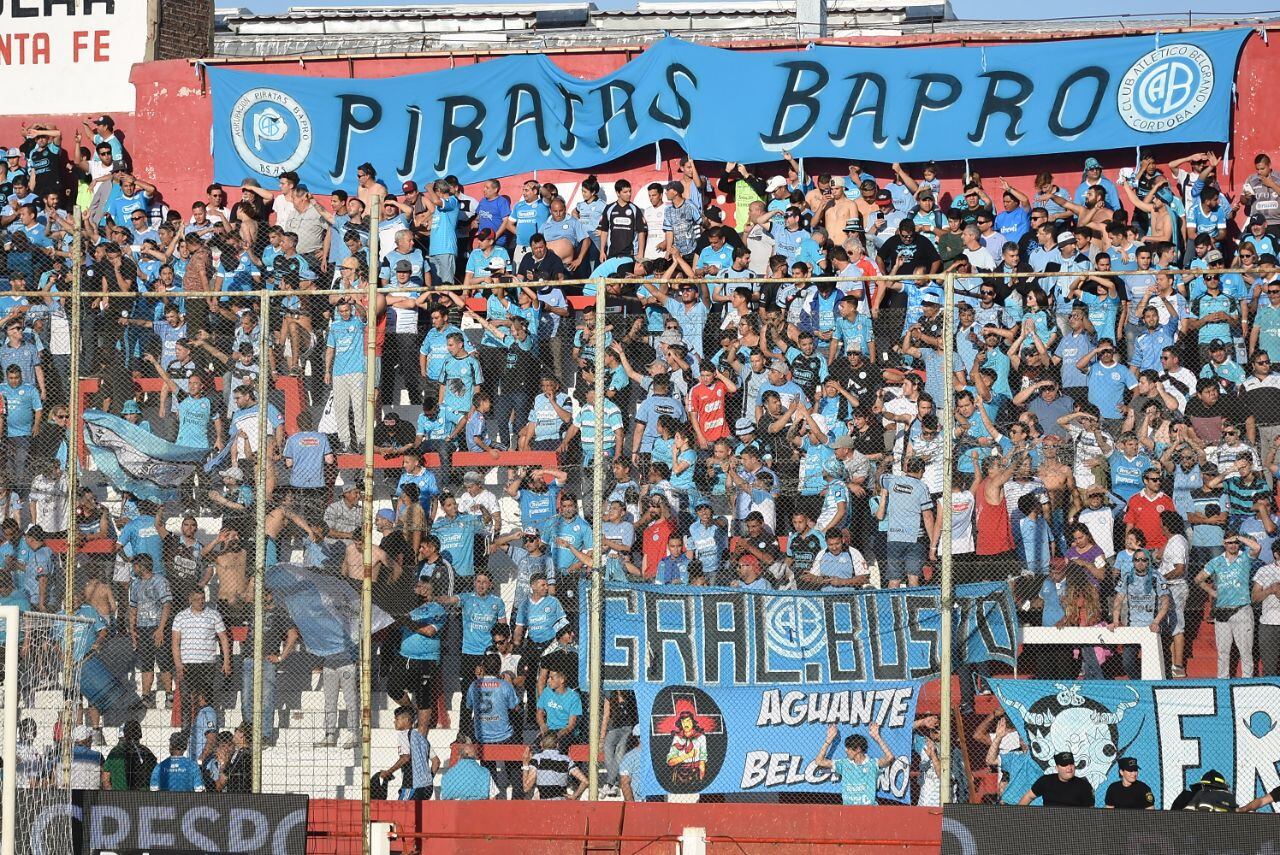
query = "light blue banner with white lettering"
xmin=584 ymin=581 xmax=1019 ymax=690
xmin=993 ymin=678 xmax=1280 ymax=810
xmin=631 ymin=680 xmax=922 ymax=801
xmin=586 ymin=581 xmax=1013 ymax=799
xmin=209 ymin=30 xmax=1249 ymax=188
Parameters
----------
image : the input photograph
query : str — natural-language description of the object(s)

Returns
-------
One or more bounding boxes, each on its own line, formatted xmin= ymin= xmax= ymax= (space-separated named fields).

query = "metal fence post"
xmin=939 ymin=270 xmax=955 ymax=806
xmin=64 ymin=208 xmax=83 ymax=614
xmin=586 ymin=278 xmax=607 ymax=800
xmin=360 ymin=197 xmax=382 ymax=855
xmin=59 ymin=208 xmax=84 ymax=787
xmin=250 ymin=290 xmax=271 ymax=791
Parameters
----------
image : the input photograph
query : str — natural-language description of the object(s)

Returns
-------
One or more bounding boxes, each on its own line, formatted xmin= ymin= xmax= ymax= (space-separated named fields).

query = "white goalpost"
xmin=2 ymin=604 xmax=17 ymax=855
xmin=0 ymin=606 xmax=90 ymax=855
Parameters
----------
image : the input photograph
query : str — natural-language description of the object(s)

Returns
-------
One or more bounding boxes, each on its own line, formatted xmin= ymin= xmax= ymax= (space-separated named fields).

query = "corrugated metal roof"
xmin=222 ymin=0 xmax=936 ymax=24
xmin=226 ymin=3 xmax=591 ymax=22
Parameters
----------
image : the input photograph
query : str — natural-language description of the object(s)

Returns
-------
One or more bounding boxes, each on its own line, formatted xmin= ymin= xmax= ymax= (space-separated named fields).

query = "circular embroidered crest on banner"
xmin=230 ymin=88 xmax=314 ymax=177
xmin=1116 ymin=44 xmax=1215 ymax=133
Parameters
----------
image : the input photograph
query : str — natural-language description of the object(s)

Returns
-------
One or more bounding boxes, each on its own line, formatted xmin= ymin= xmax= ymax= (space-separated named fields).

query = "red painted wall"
xmin=3 ymin=28 xmax=1278 ymax=220
xmin=305 ymin=798 xmax=943 ymax=854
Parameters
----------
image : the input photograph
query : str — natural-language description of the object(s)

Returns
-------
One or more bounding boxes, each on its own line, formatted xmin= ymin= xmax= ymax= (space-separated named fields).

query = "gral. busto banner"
xmin=587 ymin=581 xmax=1017 ymax=799
xmin=210 ymin=30 xmax=1250 ymax=188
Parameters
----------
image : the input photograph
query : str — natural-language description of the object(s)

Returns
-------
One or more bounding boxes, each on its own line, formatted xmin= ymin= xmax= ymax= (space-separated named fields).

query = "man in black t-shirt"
xmin=1104 ymin=757 xmax=1154 ymax=809
xmin=1019 ymin=751 xmax=1096 ymax=807
xmin=516 ymin=234 xmax=568 ymax=282
xmin=876 ymin=220 xmax=941 ymax=275
xmin=599 ymin=180 xmax=647 ymax=259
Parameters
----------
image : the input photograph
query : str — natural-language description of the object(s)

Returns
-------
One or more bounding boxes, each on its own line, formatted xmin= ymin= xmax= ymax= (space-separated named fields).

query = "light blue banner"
xmin=584 ymin=580 xmax=1019 ymax=690
xmin=210 ymin=30 xmax=1249 ymax=188
xmin=632 ymin=680 xmax=921 ymax=800
xmin=81 ymin=409 xmax=209 ymax=504
xmin=265 ymin=562 xmax=393 ymax=658
xmin=993 ymin=678 xmax=1280 ymax=809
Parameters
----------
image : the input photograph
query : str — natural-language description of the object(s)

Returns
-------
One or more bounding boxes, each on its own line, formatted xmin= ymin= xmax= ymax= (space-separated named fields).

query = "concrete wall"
xmin=306 ymin=798 xmax=944 ymax=854
xmin=1 ymin=29 xmax=1277 ymax=216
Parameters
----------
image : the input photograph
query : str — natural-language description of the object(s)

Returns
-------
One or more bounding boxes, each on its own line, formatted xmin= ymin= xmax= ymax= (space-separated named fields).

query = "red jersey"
xmin=1124 ymin=491 xmax=1175 ymax=550
xmin=975 ymin=481 xmax=1015 ymax=556
xmin=642 ymin=517 xmax=676 ymax=579
xmin=689 ymin=381 xmax=729 ymax=442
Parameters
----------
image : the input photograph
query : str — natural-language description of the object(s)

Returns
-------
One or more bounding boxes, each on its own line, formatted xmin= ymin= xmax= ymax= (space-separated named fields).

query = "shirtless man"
xmin=83 ymin=564 xmax=118 ymax=629
xmin=203 ymin=528 xmax=251 ymax=623
xmin=810 ymin=175 xmax=859 ymax=237
xmin=1037 ymin=449 xmax=1078 ymax=553
xmin=1056 ymin=186 xmax=1114 ymax=236
xmin=1124 ymin=177 xmax=1175 ymax=245
xmin=355 ymin=162 xmax=389 ymax=210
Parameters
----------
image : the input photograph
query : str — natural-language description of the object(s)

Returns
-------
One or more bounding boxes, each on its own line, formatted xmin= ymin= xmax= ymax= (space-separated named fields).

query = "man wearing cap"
xmin=807 ymin=174 xmax=857 ymax=237
xmin=128 ymin=554 xmax=172 ymax=707
xmin=461 ymin=228 xmax=510 ymax=287
xmin=489 ymin=526 xmax=554 ymax=623
xmin=877 ymin=218 xmax=940 ymax=279
xmin=324 ymin=473 xmax=364 ymax=544
xmin=1185 ymin=184 xmax=1229 ymax=250
xmin=1200 ymin=336 xmax=1246 ymax=393
xmin=1042 ymin=230 xmax=1091 ymax=320
xmin=758 ymin=359 xmax=807 ymax=420
xmin=660 ymin=181 xmax=700 ymax=258
xmin=1104 ymin=757 xmax=1154 ymax=809
xmin=730 ymin=416 xmax=768 ymax=463
xmin=1018 ymin=751 xmax=1095 ymax=807
xmin=864 ymin=189 xmax=903 ymax=248
xmin=877 ymin=456 xmax=936 ymax=587
xmin=1073 ymin=156 xmax=1120 ymax=210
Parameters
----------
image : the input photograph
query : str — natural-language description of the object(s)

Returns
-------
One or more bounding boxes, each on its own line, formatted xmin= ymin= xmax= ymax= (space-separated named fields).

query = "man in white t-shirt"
xmin=171 ymin=589 xmax=231 ymax=728
xmin=59 ymin=725 xmax=107 ymax=790
xmin=641 ymin=183 xmax=668 ymax=261
xmin=457 ymin=472 xmax=500 ymax=527
xmin=1253 ymin=561 xmax=1280 ymax=676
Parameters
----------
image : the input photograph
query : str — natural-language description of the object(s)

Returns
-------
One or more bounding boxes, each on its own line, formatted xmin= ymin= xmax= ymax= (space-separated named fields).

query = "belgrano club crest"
xmin=229 ymin=87 xmax=314 ymax=177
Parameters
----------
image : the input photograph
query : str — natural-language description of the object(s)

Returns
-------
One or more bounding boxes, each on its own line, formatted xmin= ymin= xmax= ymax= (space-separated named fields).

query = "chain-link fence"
xmin=4 ymin=211 xmax=1280 ymax=850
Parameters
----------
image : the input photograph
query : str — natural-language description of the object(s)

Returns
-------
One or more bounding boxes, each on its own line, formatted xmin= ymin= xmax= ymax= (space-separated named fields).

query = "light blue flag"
xmin=81 ymin=409 xmax=209 ymax=504
xmin=265 ymin=562 xmax=393 ymax=658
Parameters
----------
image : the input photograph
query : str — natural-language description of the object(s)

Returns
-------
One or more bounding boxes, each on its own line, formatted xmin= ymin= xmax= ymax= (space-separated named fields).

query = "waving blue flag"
xmin=81 ymin=410 xmax=209 ymax=504
xmin=265 ymin=562 xmax=393 ymax=658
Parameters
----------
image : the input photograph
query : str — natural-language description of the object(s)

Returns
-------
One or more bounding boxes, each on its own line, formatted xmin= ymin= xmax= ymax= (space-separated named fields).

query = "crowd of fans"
xmin=5 ymin=111 xmax=1280 ymax=802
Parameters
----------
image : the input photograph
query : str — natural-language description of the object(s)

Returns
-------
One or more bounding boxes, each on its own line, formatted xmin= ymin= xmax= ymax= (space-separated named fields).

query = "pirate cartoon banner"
xmin=209 ymin=29 xmax=1250 ymax=188
xmin=992 ymin=678 xmax=1280 ymax=809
